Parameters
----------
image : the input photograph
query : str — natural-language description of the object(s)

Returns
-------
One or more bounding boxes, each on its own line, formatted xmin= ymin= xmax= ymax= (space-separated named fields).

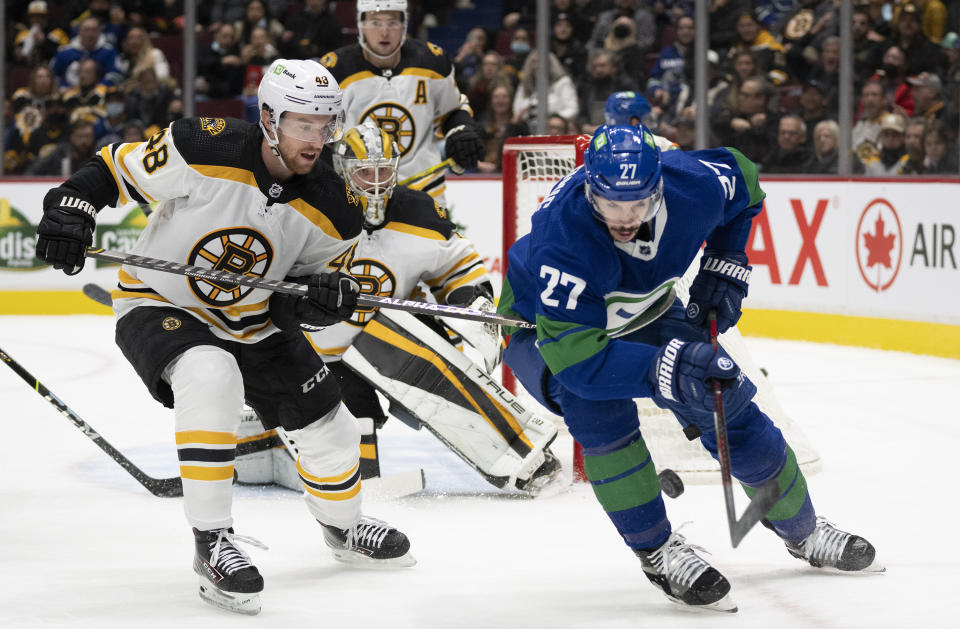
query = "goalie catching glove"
xmin=270 ymin=272 xmax=359 ymax=331
xmin=444 ymin=124 xmax=484 ymax=174
xmin=36 ymin=188 xmax=98 ymax=275
xmin=647 ymin=339 xmax=756 ymax=427
xmin=685 ymin=249 xmax=751 ymax=335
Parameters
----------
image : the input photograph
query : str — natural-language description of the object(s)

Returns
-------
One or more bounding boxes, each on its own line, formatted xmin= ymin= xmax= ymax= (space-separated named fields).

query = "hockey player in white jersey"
xmin=319 ymin=0 xmax=484 ymax=206
xmin=34 ymin=59 xmax=415 ymax=616
xmin=236 ymin=121 xmax=563 ymax=495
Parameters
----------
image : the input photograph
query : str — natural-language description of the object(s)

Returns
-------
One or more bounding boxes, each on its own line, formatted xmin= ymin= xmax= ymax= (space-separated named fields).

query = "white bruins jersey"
xmin=307 ymin=186 xmax=489 ymax=357
xmin=320 ymin=40 xmax=471 ymax=205
xmin=97 ymin=117 xmax=363 ymax=343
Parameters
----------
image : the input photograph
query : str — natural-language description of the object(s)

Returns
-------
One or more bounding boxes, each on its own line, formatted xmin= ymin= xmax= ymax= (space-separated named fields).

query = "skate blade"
xmin=521 ymin=469 xmax=571 ymax=499
xmin=665 ymin=592 xmax=738 ymax=614
xmin=329 ymin=548 xmax=417 ymax=568
xmin=198 ymin=578 xmax=262 ymax=615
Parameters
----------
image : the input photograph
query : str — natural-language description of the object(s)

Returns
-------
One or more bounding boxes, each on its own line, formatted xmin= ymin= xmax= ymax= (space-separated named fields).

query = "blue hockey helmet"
xmin=604 ymin=91 xmax=652 ymax=126
xmin=583 ymin=125 xmax=663 ymax=235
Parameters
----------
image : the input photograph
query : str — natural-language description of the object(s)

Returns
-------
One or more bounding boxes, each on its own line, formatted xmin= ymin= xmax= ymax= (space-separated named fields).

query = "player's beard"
xmin=608 ymin=224 xmax=641 ymax=242
xmin=278 ymin=140 xmax=321 ymax=175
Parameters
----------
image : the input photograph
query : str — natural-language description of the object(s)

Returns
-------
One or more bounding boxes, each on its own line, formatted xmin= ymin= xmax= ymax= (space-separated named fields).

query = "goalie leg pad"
xmin=343 ymin=309 xmax=558 ymax=490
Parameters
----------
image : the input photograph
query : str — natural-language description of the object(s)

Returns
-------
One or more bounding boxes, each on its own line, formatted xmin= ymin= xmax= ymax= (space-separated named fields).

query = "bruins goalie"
xmin=235 ymin=122 xmax=563 ymax=495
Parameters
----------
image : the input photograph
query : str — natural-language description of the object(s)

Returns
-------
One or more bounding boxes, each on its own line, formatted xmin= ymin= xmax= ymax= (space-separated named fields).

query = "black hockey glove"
xmin=36 ymin=188 xmax=98 ymax=275
xmin=647 ymin=339 xmax=756 ymax=427
xmin=444 ymin=124 xmax=484 ymax=173
xmin=685 ymin=249 xmax=751 ymax=335
xmin=270 ymin=272 xmax=360 ymax=332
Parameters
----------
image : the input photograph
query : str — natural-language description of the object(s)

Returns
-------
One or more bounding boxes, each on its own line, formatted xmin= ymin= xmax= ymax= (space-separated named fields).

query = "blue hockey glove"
xmin=647 ymin=339 xmax=756 ymax=422
xmin=685 ymin=249 xmax=751 ymax=334
xmin=36 ymin=188 xmax=98 ymax=276
xmin=270 ymin=272 xmax=360 ymax=331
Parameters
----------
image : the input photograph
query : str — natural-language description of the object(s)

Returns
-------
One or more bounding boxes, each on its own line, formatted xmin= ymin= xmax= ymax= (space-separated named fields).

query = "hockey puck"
xmin=658 ymin=469 xmax=684 ymax=499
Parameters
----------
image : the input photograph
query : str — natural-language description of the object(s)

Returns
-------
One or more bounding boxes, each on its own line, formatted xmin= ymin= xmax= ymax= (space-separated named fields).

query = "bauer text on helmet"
xmin=334 ymin=121 xmax=400 ymax=227
xmin=358 ymin=0 xmax=408 ymax=61
xmin=584 ymin=125 xmax=664 ymax=243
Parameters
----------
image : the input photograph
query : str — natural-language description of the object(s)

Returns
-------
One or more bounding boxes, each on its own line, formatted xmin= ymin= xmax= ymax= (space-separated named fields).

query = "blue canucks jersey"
xmin=498 ymin=147 xmax=765 ymax=401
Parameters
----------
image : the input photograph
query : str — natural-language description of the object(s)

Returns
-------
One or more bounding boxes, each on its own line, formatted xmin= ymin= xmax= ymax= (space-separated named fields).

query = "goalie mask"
xmin=258 ymin=59 xmax=344 ymax=169
xmin=333 ymin=121 xmax=400 ymax=227
xmin=357 ymin=0 xmax=408 ymax=60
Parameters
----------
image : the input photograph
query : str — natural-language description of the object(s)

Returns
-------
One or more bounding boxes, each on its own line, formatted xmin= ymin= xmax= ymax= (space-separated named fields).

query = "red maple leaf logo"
xmin=863 ymin=215 xmax=896 ymax=268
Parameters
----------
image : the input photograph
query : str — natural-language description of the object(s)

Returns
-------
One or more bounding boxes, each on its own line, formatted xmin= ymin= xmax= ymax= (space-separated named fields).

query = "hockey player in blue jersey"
xmin=498 ymin=125 xmax=882 ymax=612
xmin=604 ymin=91 xmax=652 ymax=127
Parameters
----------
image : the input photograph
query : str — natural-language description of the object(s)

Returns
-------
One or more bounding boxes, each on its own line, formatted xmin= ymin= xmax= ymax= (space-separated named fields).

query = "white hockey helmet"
xmin=258 ymin=59 xmax=344 ymax=162
xmin=357 ymin=0 xmax=408 ymax=60
xmin=333 ymin=120 xmax=400 ymax=227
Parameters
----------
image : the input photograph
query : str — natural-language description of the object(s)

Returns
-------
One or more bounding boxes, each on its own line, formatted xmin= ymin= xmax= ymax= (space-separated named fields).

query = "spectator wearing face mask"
xmin=588 ymin=0 xmax=655 ymax=55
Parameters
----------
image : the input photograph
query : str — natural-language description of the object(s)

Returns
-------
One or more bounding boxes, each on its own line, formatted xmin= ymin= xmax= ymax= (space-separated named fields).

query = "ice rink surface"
xmin=1 ymin=315 xmax=958 ymax=629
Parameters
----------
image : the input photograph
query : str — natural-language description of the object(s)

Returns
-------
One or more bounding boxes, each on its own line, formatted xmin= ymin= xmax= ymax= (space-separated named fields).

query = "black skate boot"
xmin=634 ymin=531 xmax=737 ymax=613
xmin=785 ymin=516 xmax=884 ymax=572
xmin=515 ymin=448 xmax=565 ymax=496
xmin=193 ymin=528 xmax=267 ymax=615
xmin=320 ymin=516 xmax=416 ymax=567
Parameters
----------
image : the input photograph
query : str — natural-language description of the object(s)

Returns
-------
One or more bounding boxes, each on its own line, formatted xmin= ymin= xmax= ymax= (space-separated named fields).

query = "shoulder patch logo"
xmin=161 ymin=316 xmax=182 ymax=331
xmin=320 ymin=52 xmax=337 ymax=68
xmin=199 ymin=117 xmax=226 ymax=136
xmin=186 ymin=227 xmax=274 ymax=307
xmin=427 ymin=42 xmax=444 ymax=56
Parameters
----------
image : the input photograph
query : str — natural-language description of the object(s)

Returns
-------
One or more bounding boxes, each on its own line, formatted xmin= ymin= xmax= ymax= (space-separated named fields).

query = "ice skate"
xmin=320 ymin=516 xmax=416 ymax=567
xmin=193 ymin=528 xmax=267 ymax=615
xmin=785 ymin=516 xmax=884 ymax=573
xmin=515 ymin=448 xmax=566 ymax=497
xmin=634 ymin=530 xmax=737 ymax=613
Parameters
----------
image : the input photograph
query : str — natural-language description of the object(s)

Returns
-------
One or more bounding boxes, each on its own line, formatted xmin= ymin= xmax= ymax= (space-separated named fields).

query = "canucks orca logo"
xmin=359 ymin=103 xmax=416 ymax=156
xmin=187 ymin=227 xmax=273 ymax=307
xmin=347 ymin=258 xmax=397 ymax=326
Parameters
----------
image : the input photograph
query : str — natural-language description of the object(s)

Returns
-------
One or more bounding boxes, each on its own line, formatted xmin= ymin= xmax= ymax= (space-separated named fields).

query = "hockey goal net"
xmin=500 ymin=135 xmax=821 ymax=483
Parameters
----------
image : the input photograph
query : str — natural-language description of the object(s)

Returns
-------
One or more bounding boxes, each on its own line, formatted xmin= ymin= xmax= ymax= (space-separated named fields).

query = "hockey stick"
xmin=397 ymin=158 xmax=454 ymax=187
xmin=85 ymin=247 xmax=535 ymax=329
xmin=82 ymin=283 xmax=113 ymax=307
xmin=0 ymin=345 xmax=183 ymax=498
xmin=708 ymin=313 xmax=780 ymax=547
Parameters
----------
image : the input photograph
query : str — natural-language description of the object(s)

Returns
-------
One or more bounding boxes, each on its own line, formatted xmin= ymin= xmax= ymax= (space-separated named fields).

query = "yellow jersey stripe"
xmin=185 ymin=306 xmax=273 ymax=341
xmin=382 ymin=221 xmax=446 ymax=241
xmin=366 ymin=320 xmax=533 ymax=449
xmin=116 ymin=142 xmax=157 ymax=203
xmin=339 ymin=70 xmax=377 ymax=90
xmin=190 ymin=164 xmax=259 ymax=188
xmin=180 ymin=465 xmax=235 ymax=481
xmin=112 ymin=290 xmax=169 ymax=304
xmin=99 ymin=146 xmax=130 ymax=206
xmin=424 ymin=252 xmax=480 ymax=286
xmin=297 ymin=458 xmax=360 ymax=484
xmin=304 ymin=332 xmax=349 ymax=357
xmin=437 ymin=267 xmax=488 ymax=298
xmin=288 ymin=198 xmax=343 ymax=240
xmin=303 ymin=481 xmax=362 ymax=501
xmin=118 ymin=268 xmax=143 ymax=285
xmin=175 ymin=430 xmax=238 ymax=445
xmin=399 ymin=67 xmax=444 ymax=80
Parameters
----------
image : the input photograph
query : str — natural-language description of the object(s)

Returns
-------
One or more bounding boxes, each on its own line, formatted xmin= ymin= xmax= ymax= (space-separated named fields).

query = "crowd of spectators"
xmin=5 ymin=0 xmax=960 ymax=176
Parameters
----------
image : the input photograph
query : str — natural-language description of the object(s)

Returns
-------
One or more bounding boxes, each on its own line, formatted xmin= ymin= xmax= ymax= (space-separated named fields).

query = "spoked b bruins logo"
xmin=187 ymin=227 xmax=273 ymax=307
xmin=347 ymin=258 xmax=396 ymax=326
xmin=360 ymin=103 xmax=416 ymax=156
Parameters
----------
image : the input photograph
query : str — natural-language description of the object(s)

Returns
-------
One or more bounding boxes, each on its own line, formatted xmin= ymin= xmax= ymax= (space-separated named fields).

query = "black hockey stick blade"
xmin=730 ymin=477 xmax=780 ymax=547
xmin=82 ymin=283 xmax=113 ymax=307
xmin=0 ymin=345 xmax=183 ymax=498
xmin=85 ymin=247 xmax=535 ymax=329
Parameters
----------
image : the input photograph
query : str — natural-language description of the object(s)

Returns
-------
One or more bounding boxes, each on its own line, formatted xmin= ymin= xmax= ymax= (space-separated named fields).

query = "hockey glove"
xmin=685 ymin=249 xmax=751 ymax=335
xmin=647 ymin=339 xmax=756 ymax=425
xmin=36 ymin=188 xmax=98 ymax=275
xmin=444 ymin=124 xmax=484 ymax=173
xmin=442 ymin=285 xmax=503 ymax=372
xmin=270 ymin=272 xmax=360 ymax=332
